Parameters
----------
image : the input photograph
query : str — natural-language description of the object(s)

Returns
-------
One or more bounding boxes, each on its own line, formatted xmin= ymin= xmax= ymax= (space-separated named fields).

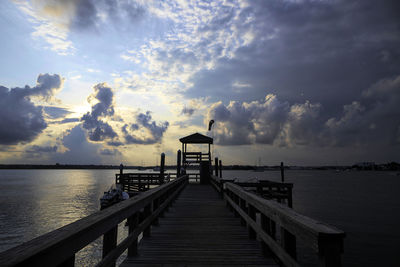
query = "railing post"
xmin=102 ymin=226 xmax=118 ymax=267
xmin=153 ymin=198 xmax=159 ymax=226
xmin=143 ymin=203 xmax=152 ymax=237
xmin=128 ymin=213 xmax=139 ymax=257
xmin=288 ymin=186 xmax=293 ymax=208
xmin=260 ymin=214 xmax=270 ymax=256
xmin=248 ymin=205 xmax=256 ymax=239
xmin=215 ymin=157 xmax=219 ymax=176
xmin=281 ymin=227 xmax=297 ymax=259
xmin=219 ymin=160 xmax=222 ymax=178
xmin=177 ymin=150 xmax=181 ymax=177
xmin=318 ymin=236 xmax=343 ymax=267
xmin=280 ymin=162 xmax=284 ymax=183
xmin=160 ymin=153 xmax=165 ymax=184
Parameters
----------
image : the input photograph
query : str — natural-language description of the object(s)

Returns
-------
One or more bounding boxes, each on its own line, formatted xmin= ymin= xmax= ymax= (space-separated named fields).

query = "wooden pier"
xmin=0 ymin=133 xmax=345 ymax=267
xmin=121 ymin=183 xmax=277 ymax=266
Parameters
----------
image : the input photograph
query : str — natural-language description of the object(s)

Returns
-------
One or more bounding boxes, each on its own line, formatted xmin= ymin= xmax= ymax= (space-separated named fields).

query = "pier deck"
xmin=121 ymin=183 xmax=278 ymax=266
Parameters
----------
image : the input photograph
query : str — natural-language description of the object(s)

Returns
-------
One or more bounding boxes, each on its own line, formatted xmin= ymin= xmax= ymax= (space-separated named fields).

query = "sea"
xmin=0 ymin=169 xmax=399 ymax=266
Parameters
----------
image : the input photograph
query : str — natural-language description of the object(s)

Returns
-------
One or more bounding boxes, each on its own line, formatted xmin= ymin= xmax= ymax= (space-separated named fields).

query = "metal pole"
xmin=280 ymin=162 xmax=284 ymax=183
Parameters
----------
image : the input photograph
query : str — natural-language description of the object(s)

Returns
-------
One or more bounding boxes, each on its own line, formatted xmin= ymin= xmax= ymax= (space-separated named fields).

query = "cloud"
xmin=183 ymin=0 xmax=400 ymax=116
xmin=53 ymin=125 xmax=102 ymax=164
xmin=56 ymin=118 xmax=80 ymax=124
xmin=43 ymin=106 xmax=71 ymax=119
xmin=181 ymin=106 xmax=195 ymax=116
xmin=208 ymin=95 xmax=290 ymax=145
xmin=26 ymin=145 xmax=57 ymax=153
xmin=81 ymin=83 xmax=118 ymax=141
xmin=122 ymin=111 xmax=169 ymax=144
xmin=0 ymin=74 xmax=63 ymax=145
xmin=208 ymin=85 xmax=400 ymax=148
xmin=15 ymin=0 xmax=146 ymax=55
xmin=99 ymin=148 xmax=121 ymax=156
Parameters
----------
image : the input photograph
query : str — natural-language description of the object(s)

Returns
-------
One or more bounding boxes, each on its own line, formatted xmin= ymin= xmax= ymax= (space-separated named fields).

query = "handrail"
xmin=0 ymin=175 xmax=189 ymax=267
xmin=224 ymin=182 xmax=345 ymax=267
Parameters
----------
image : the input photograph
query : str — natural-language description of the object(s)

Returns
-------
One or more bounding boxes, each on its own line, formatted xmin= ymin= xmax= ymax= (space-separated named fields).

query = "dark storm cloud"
xmin=0 ymin=74 xmax=63 ymax=145
xmin=208 ymin=85 xmax=400 ymax=148
xmin=186 ymin=0 xmax=400 ymax=113
xmin=187 ymin=0 xmax=400 ymax=152
xmin=81 ymin=83 xmax=117 ymax=142
xmin=122 ymin=111 xmax=169 ymax=144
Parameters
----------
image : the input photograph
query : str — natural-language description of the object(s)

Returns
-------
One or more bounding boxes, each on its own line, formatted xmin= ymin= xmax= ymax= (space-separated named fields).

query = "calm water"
xmin=0 ymin=169 xmax=399 ymax=266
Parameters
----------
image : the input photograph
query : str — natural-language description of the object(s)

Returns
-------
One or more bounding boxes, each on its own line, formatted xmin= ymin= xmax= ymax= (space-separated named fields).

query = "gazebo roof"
xmin=179 ymin=133 xmax=213 ymax=144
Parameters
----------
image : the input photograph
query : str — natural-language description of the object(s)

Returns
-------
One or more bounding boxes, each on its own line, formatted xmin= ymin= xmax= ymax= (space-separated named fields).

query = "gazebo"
xmin=179 ymin=133 xmax=213 ymax=168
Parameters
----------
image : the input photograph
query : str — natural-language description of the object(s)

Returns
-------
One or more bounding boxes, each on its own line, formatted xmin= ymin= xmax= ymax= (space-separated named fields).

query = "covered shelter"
xmin=179 ymin=133 xmax=213 ymax=167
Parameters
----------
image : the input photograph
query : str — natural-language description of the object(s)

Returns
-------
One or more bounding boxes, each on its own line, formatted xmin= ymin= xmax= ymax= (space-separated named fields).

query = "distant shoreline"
xmin=0 ymin=163 xmax=398 ymax=171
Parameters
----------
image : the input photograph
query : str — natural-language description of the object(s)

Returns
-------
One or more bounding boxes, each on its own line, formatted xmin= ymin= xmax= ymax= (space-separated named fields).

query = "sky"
xmin=0 ymin=0 xmax=399 ymax=166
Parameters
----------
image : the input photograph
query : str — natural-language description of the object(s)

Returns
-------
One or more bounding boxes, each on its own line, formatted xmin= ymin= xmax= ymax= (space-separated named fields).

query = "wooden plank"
xmin=121 ymin=184 xmax=278 ymax=267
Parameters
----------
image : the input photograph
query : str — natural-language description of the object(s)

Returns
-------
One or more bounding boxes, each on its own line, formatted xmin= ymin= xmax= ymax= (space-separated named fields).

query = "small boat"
xmin=100 ymin=185 xmax=129 ymax=210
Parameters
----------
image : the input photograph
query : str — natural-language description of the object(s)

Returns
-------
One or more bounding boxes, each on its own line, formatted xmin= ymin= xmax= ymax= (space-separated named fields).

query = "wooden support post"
xmin=270 ymin=219 xmax=276 ymax=240
xmin=318 ymin=236 xmax=343 ymax=267
xmin=260 ymin=214 xmax=270 ymax=256
xmin=119 ymin=163 xmax=123 ymax=175
xmin=280 ymin=162 xmax=284 ymax=183
xmin=102 ymin=226 xmax=118 ymax=267
xmin=281 ymin=227 xmax=297 ymax=259
xmin=160 ymin=153 xmax=165 ymax=184
xmin=248 ymin=205 xmax=256 ymax=239
xmin=143 ymin=204 xmax=152 ymax=237
xmin=288 ymin=186 xmax=293 ymax=208
xmin=128 ymin=213 xmax=139 ymax=257
xmin=215 ymin=157 xmax=219 ymax=176
xmin=177 ymin=150 xmax=181 ymax=177
xmin=219 ymin=160 xmax=222 ymax=178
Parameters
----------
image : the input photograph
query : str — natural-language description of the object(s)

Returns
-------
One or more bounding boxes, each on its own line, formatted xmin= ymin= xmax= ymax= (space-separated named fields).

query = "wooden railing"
xmin=0 ymin=175 xmax=188 ymax=267
xmin=223 ymin=182 xmax=345 ymax=267
xmin=183 ymin=152 xmax=210 ymax=164
xmin=164 ymin=172 xmax=201 ymax=183
xmin=234 ymin=180 xmax=293 ymax=208
xmin=116 ymin=173 xmax=169 ymax=192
